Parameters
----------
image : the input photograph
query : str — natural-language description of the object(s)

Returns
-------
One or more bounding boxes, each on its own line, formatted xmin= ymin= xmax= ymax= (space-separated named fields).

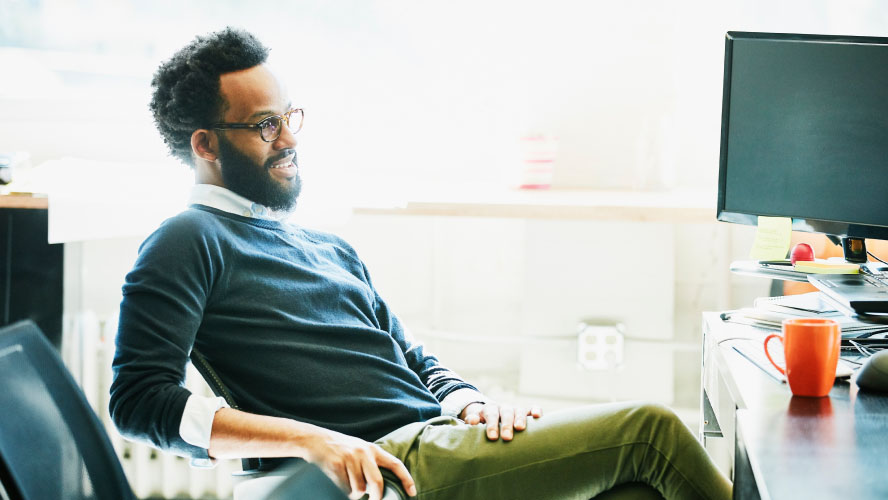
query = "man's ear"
xmin=191 ymin=129 xmax=218 ymax=162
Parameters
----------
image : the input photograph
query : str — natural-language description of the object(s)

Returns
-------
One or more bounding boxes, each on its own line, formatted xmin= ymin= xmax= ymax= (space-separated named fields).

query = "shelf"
xmin=0 ymin=193 xmax=48 ymax=209
xmin=352 ymin=187 xmax=715 ymax=223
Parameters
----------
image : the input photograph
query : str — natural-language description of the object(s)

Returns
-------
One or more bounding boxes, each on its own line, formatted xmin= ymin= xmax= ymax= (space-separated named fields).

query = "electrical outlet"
xmin=577 ymin=321 xmax=624 ymax=371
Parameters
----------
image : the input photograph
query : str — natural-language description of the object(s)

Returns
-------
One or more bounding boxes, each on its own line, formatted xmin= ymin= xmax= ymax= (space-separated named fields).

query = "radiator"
xmin=63 ymin=312 xmax=237 ymax=499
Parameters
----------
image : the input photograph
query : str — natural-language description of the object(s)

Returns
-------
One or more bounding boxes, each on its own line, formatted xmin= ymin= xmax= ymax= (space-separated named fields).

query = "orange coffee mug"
xmin=764 ymin=318 xmax=840 ymax=397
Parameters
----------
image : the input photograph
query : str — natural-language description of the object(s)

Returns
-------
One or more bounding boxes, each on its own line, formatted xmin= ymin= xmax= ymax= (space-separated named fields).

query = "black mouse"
xmin=855 ymin=350 xmax=888 ymax=392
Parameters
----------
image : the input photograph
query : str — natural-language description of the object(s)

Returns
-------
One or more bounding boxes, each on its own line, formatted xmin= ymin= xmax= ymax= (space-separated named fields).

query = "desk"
xmin=700 ymin=312 xmax=888 ymax=499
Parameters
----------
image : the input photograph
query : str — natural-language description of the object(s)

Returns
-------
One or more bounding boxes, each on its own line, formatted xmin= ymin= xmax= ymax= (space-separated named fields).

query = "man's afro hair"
xmin=150 ymin=28 xmax=269 ymax=166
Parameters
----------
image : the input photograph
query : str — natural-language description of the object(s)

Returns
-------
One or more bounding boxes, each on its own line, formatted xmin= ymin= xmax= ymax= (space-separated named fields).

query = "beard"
xmin=217 ymin=136 xmax=302 ymax=212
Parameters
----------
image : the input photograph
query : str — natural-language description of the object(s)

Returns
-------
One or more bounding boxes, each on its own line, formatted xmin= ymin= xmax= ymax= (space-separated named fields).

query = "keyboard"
xmin=809 ymin=273 xmax=888 ymax=314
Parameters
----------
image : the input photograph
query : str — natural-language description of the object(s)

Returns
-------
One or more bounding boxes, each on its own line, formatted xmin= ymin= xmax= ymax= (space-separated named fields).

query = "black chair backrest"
xmin=190 ymin=348 xmax=262 ymax=472
xmin=263 ymin=461 xmax=348 ymax=500
xmin=0 ymin=320 xmax=135 ymax=500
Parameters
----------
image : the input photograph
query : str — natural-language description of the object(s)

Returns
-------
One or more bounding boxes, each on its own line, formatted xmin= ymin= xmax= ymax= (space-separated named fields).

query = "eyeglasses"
xmin=213 ymin=108 xmax=304 ymax=142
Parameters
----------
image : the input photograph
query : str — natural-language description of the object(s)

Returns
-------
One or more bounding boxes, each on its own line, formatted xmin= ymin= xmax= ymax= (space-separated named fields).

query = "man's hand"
xmin=459 ymin=402 xmax=543 ymax=441
xmin=303 ymin=428 xmax=416 ymax=500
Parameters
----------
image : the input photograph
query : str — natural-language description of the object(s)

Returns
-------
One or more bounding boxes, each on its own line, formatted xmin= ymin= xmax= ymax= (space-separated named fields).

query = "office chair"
xmin=191 ymin=348 xmax=404 ymax=500
xmin=0 ymin=320 xmax=135 ymax=499
xmin=0 ymin=321 xmax=347 ymax=500
xmin=250 ymin=460 xmax=348 ymax=500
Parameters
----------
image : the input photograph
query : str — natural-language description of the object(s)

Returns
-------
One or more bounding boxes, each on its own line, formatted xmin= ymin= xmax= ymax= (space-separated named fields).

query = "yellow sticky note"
xmin=793 ymin=260 xmax=859 ymax=274
xmin=749 ymin=216 xmax=792 ymax=260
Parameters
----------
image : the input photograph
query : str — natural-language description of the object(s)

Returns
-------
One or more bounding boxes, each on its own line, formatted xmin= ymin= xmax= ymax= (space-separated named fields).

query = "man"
xmin=110 ymin=28 xmax=731 ymax=500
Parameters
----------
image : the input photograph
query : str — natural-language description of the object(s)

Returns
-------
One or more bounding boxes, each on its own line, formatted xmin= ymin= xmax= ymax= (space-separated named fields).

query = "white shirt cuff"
xmin=439 ymin=388 xmax=489 ymax=418
xmin=180 ymin=394 xmax=229 ymax=449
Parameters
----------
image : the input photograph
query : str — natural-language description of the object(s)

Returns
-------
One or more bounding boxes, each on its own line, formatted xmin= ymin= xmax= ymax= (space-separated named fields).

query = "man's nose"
xmin=274 ymin=122 xmax=298 ymax=149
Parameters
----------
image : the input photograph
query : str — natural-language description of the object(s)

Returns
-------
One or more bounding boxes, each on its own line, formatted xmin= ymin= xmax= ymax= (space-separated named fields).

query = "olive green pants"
xmin=375 ymin=402 xmax=732 ymax=500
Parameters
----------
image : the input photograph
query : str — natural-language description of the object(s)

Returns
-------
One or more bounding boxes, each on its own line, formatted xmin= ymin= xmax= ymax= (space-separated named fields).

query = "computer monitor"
xmin=717 ymin=31 xmax=888 ymax=263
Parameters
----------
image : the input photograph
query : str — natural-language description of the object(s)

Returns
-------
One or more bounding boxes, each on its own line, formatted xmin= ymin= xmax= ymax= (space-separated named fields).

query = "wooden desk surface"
xmin=0 ymin=193 xmax=48 ymax=209
xmin=704 ymin=313 xmax=888 ymax=499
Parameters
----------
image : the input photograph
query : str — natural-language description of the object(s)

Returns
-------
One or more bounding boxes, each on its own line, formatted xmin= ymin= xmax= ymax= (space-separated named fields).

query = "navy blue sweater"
xmin=110 ymin=205 xmax=475 ymax=459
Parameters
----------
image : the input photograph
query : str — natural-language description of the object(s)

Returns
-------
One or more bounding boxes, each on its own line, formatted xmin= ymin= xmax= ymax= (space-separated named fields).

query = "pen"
xmin=758 ymin=260 xmax=793 ymax=267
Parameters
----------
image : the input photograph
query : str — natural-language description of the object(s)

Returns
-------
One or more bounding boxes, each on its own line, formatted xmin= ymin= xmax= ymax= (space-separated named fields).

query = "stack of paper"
xmin=728 ymin=292 xmax=888 ymax=338
xmin=753 ymin=292 xmax=838 ymax=315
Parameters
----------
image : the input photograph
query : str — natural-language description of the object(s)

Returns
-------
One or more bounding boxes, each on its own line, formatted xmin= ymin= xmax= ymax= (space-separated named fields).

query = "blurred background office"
xmin=1 ymin=0 xmax=886 ymax=498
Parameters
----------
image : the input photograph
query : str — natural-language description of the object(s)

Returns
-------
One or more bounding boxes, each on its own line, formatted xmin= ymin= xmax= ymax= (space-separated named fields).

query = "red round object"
xmin=790 ymin=243 xmax=815 ymax=264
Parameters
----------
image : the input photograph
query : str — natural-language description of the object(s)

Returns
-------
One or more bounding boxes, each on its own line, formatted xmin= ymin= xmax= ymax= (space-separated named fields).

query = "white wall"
xmin=3 ymin=1 xmax=887 ymax=193
xmin=330 ymin=214 xmax=770 ymax=412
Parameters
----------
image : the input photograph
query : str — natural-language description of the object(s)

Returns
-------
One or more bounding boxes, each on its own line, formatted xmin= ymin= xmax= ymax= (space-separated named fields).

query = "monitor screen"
xmin=717 ymin=32 xmax=888 ymax=240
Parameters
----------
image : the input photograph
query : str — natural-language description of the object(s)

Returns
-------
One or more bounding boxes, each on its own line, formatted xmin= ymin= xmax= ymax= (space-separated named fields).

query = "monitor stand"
xmin=729 ymin=260 xmax=809 ymax=282
xmin=839 ymin=236 xmax=868 ymax=263
xmin=830 ymin=236 xmax=888 ymax=275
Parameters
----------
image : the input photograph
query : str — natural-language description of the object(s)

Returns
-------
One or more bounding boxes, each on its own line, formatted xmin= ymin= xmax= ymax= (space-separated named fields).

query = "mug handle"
xmin=764 ymin=334 xmax=786 ymax=375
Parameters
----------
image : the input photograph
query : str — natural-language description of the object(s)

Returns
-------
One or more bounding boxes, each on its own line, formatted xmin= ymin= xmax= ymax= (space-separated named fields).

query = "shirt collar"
xmin=188 ymin=184 xmax=287 ymax=221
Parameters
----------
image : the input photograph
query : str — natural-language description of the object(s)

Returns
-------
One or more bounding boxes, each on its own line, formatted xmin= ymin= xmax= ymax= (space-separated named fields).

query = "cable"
xmin=849 ymin=339 xmax=876 ymax=357
xmin=717 ymin=336 xmax=759 ymax=346
xmin=867 ymin=251 xmax=888 ymax=265
xmin=851 ymin=328 xmax=888 ymax=339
